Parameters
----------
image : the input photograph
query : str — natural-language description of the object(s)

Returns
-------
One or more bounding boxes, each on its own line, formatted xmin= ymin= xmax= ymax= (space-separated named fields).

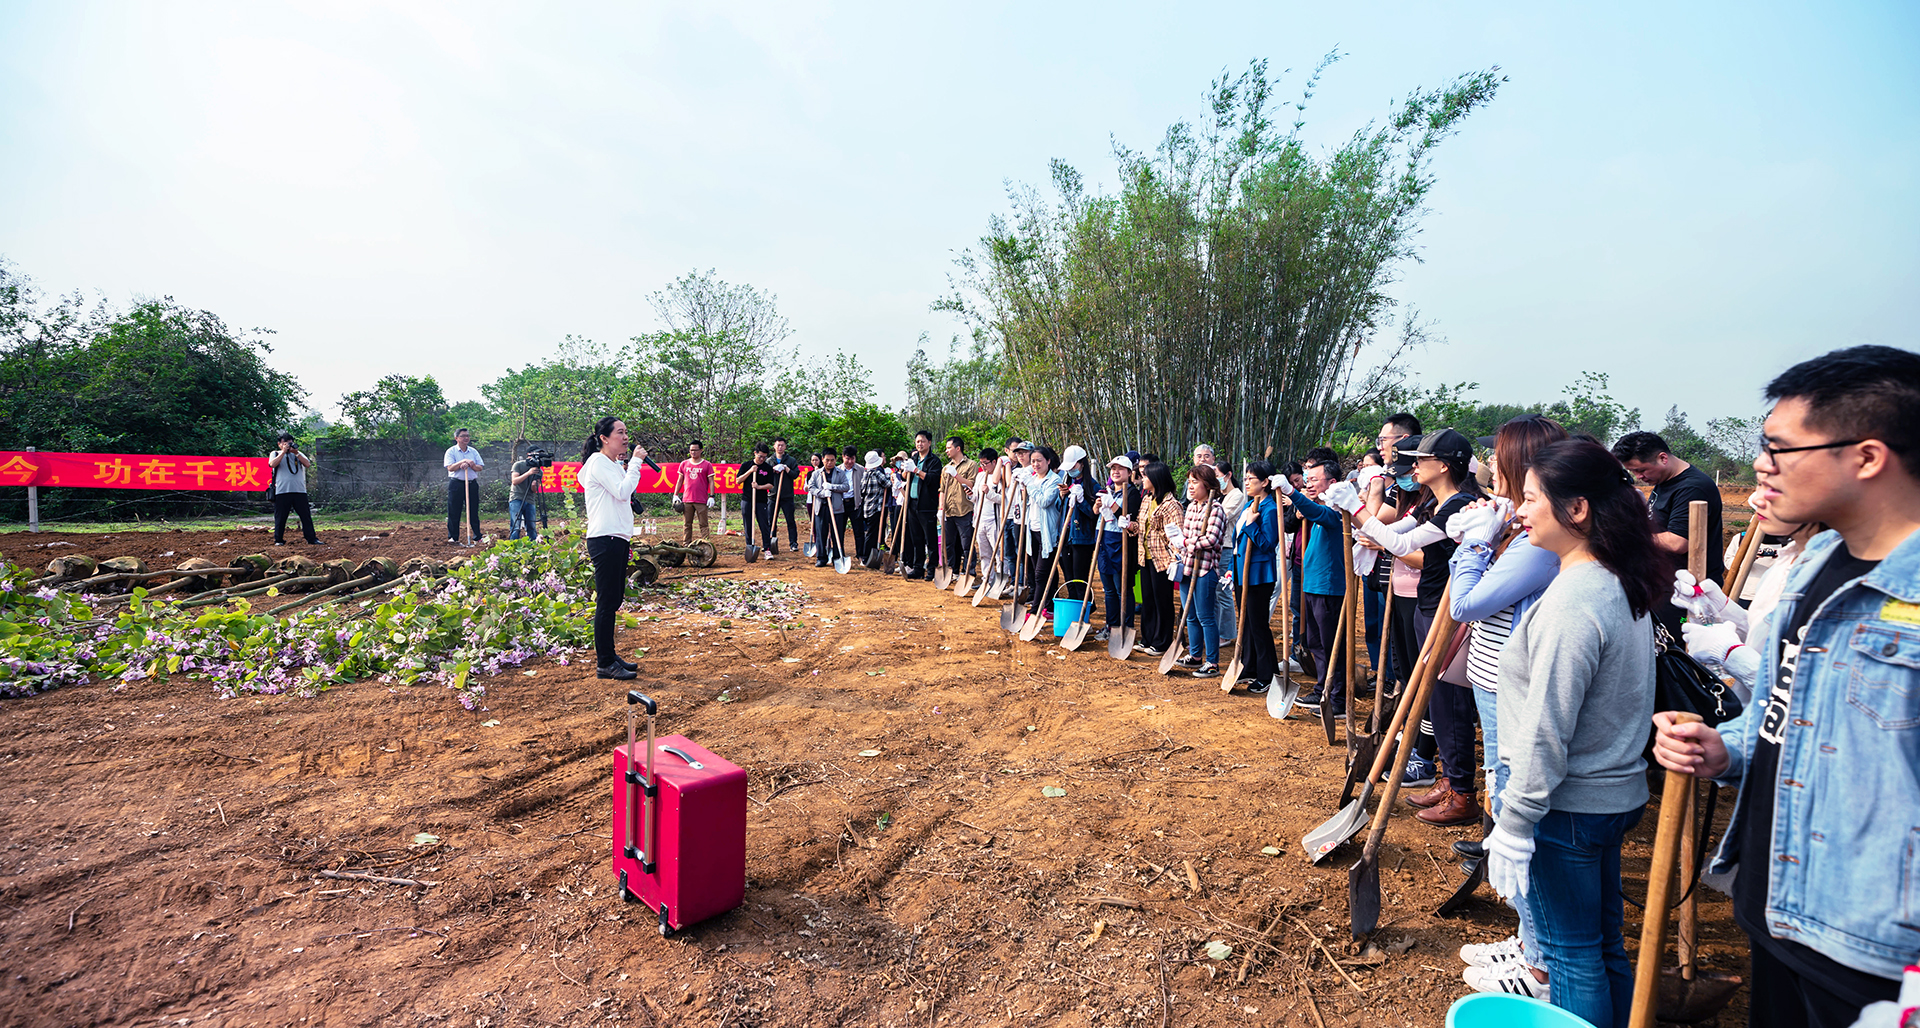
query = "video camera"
xmin=524 ymin=447 xmax=556 ymax=469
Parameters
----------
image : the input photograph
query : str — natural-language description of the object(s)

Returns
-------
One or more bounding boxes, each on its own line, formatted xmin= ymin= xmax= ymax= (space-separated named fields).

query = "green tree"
xmin=480 ymin=335 xmax=634 ymax=447
xmin=337 ymin=374 xmax=453 ymax=440
xmin=941 ymin=56 xmax=1504 ymax=460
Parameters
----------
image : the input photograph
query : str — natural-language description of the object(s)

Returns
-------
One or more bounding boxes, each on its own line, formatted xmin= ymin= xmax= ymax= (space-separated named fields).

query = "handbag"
xmin=1654 ymin=624 xmax=1743 ymax=727
xmin=1437 ymin=622 xmax=1475 ymax=687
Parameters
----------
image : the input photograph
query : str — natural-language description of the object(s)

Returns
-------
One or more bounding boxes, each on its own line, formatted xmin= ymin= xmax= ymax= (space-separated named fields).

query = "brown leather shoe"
xmin=1416 ymin=787 xmax=1484 ymax=827
xmin=1405 ymin=777 xmax=1455 ymax=809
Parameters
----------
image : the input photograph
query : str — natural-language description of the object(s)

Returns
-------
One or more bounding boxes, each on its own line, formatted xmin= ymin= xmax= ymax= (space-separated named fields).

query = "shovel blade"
xmin=1659 ymin=969 xmax=1745 ymax=1024
xmin=1267 ymin=675 xmax=1302 ymax=719
xmin=834 ymin=556 xmax=852 ymax=574
xmin=1435 ymin=857 xmax=1486 ymax=917
xmin=1061 ymin=623 xmax=1089 ymax=651
xmin=744 ymin=544 xmax=759 ymax=564
xmin=1158 ymin=639 xmax=1184 ymax=675
xmin=1321 ymin=688 xmax=1339 ymax=746
xmin=803 ymin=542 xmax=818 ymax=559
xmin=1220 ymin=655 xmax=1242 ymax=692
xmin=880 ymin=552 xmax=897 ymax=574
xmin=1108 ymin=627 xmax=1134 ymax=660
xmin=1000 ymin=603 xmax=1020 ymax=632
xmin=1018 ymin=613 xmax=1044 ymax=642
xmin=971 ymin=581 xmax=991 ymax=606
xmin=1349 ymin=856 xmax=1382 ymax=938
xmin=864 ymin=549 xmax=884 ymax=570
xmin=1302 ymin=796 xmax=1368 ymax=864
xmin=932 ymin=568 xmax=951 ymax=590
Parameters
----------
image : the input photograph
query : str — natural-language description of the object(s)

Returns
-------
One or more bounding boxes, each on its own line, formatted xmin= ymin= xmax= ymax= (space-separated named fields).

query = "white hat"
xmin=1107 ymin=454 xmax=1134 ymax=471
xmin=865 ymin=450 xmax=882 ymax=470
xmin=1062 ymin=445 xmax=1087 ymax=468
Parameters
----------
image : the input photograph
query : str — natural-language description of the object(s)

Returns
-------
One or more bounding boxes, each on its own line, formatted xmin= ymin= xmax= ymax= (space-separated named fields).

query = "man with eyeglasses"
xmin=1653 ymin=345 xmax=1920 ymax=1028
xmin=1377 ymin=412 xmax=1421 ymax=465
xmin=1613 ymin=429 xmax=1724 ymax=637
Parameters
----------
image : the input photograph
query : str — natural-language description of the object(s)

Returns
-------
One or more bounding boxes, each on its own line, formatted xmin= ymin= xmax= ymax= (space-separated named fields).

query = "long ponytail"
xmin=579 ymin=416 xmax=620 ymax=465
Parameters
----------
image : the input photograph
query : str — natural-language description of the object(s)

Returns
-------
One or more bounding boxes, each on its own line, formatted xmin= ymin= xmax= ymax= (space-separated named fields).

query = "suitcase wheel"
xmin=658 ymin=904 xmax=672 ymax=937
xmin=619 ymin=870 xmax=638 ymax=904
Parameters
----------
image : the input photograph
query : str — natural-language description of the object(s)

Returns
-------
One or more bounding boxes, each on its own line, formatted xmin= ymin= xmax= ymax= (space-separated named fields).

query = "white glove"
xmin=1672 ymin=571 xmax=1750 ymax=634
xmin=1117 ymin=516 xmax=1131 ymax=532
xmin=1272 ymin=474 xmax=1293 ymax=496
xmin=1352 ymin=542 xmax=1378 ymax=576
xmin=1070 ymin=484 xmax=1084 ymax=504
xmin=1321 ymin=481 xmax=1361 ymax=514
xmin=1682 ymin=619 xmax=1745 ymax=669
xmin=1485 ymin=823 xmax=1536 ymax=901
xmin=1447 ymin=499 xmax=1511 ymax=548
xmin=706 ymin=496 xmax=717 ymax=510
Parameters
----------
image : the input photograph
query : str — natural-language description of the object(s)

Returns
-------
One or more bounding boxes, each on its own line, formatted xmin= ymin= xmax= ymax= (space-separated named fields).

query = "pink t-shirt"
xmin=678 ymin=460 xmax=715 ymax=503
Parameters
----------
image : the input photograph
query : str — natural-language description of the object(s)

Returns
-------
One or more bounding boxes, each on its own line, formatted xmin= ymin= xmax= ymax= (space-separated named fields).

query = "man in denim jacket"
xmin=1654 ymin=346 xmax=1920 ymax=1028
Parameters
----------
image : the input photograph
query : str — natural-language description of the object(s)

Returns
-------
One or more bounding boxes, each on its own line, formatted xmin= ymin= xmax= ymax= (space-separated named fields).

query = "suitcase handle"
xmin=660 ymin=745 xmax=705 ymax=770
xmin=624 ymin=690 xmax=657 ymax=875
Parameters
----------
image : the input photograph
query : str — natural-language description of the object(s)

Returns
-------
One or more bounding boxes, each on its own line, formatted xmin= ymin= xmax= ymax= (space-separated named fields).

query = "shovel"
xmin=1219 ymin=532 xmax=1254 ymax=691
xmin=1302 ymin=610 xmax=1439 ymax=864
xmin=1339 ymin=579 xmax=1397 ymax=807
xmin=1019 ymin=553 xmax=1064 ymax=643
xmin=827 ymin=512 xmax=852 ymax=575
xmin=1109 ymin=523 xmax=1137 ymax=660
xmin=1060 ymin=578 xmax=1095 ymax=651
xmin=1159 ymin=568 xmax=1198 ymax=674
xmin=953 ymin=518 xmax=978 ymax=596
xmin=932 ymin=510 xmax=952 ymax=589
xmin=974 ymin=511 xmax=1007 ymax=607
xmin=1349 ymin=597 xmax=1460 ymax=938
xmin=879 ymin=504 xmax=906 ymax=574
xmin=1630 ymin=711 xmax=1706 ymax=1028
xmin=1319 ymin=583 xmax=1349 ymax=746
xmin=1340 ymin=512 xmax=1363 ymax=757
xmin=1436 ymin=814 xmax=1492 ymax=917
xmin=1000 ymin=523 xmax=1030 ymax=632
xmin=1268 ymin=517 xmax=1297 ymax=718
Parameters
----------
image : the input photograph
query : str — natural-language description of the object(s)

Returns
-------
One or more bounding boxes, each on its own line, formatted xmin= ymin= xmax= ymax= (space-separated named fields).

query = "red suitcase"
xmin=612 ymin=691 xmax=747 ymax=934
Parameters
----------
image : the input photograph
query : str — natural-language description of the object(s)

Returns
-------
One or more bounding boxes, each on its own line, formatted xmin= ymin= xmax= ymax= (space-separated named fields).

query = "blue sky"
xmin=1 ymin=1 xmax=1914 ymax=435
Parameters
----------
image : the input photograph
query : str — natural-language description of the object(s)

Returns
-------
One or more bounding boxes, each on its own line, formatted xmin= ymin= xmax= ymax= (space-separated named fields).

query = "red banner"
xmin=0 ymin=451 xmax=273 ymax=491
xmin=540 ymin=461 xmax=814 ymax=495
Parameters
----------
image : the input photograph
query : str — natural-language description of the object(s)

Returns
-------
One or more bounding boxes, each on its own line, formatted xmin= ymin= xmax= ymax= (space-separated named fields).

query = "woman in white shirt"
xmin=578 ymin=417 xmax=648 ymax=680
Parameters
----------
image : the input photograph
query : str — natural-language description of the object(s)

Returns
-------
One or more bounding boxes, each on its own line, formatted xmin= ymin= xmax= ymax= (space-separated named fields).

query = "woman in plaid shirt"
xmin=1178 ymin=464 xmax=1227 ymax=678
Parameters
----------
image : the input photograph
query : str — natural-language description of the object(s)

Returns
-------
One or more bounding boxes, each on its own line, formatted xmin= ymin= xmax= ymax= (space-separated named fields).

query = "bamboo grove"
xmin=941 ymin=57 xmax=1505 ymax=463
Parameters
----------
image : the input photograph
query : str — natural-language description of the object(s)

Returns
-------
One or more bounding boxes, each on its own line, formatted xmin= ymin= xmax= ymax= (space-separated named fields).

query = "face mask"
xmin=1067 ymin=467 xmax=1082 ymax=479
xmin=1396 ymin=474 xmax=1417 ymax=492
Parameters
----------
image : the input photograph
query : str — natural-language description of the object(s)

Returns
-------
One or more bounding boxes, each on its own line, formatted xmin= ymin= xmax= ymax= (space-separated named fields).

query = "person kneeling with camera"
xmin=580 ymin=417 xmax=650 ymax=681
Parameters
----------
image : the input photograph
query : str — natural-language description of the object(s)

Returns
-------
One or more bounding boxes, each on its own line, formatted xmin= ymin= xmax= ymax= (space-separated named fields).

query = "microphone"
xmin=641 ymin=455 xmax=663 ymax=473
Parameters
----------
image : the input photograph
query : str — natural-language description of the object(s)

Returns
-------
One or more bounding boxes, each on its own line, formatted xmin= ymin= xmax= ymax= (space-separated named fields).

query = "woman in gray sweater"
xmin=1487 ymin=439 xmax=1668 ymax=1028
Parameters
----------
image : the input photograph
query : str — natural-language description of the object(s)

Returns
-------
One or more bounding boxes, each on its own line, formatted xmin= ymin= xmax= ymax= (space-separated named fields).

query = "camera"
xmin=524 ymin=448 xmax=555 ymax=469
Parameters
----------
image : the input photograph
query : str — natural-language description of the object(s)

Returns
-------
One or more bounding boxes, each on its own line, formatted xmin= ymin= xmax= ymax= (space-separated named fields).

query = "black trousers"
xmin=1060 ymin=541 xmax=1094 ymax=602
xmin=1299 ymin=591 xmax=1344 ymax=705
xmin=904 ymin=507 xmax=937 ymax=578
xmin=1242 ymin=581 xmax=1277 ymax=683
xmin=752 ymin=497 xmax=776 ymax=552
xmin=778 ymin=494 xmax=798 ymax=548
xmin=446 ymin=479 xmax=480 ymax=541
xmin=273 ymin=491 xmax=318 ymax=543
xmin=943 ymin=512 xmax=973 ymax=574
xmin=845 ymin=509 xmax=868 ymax=562
xmin=586 ymin=535 xmax=629 ymax=668
xmin=1748 ymin=936 xmax=1898 ymax=1028
xmin=1142 ymin=565 xmax=1177 ymax=650
xmin=1026 ymin=532 xmax=1062 ymax=619
xmin=813 ymin=508 xmax=846 ymax=564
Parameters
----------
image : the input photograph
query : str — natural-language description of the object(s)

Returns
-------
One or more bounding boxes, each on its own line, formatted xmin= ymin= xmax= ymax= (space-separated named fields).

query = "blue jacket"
xmin=1287 ymin=490 xmax=1345 ymax=597
xmin=1232 ymin=496 xmax=1280 ymax=588
xmin=1447 ymin=531 xmax=1558 ymax=626
xmin=1065 ymin=475 xmax=1099 ymax=546
xmin=1708 ymin=527 xmax=1920 ymax=980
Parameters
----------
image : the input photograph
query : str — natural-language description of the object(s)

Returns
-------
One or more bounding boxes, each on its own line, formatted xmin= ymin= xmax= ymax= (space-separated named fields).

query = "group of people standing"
xmin=567 ymin=344 xmax=1917 ymax=1028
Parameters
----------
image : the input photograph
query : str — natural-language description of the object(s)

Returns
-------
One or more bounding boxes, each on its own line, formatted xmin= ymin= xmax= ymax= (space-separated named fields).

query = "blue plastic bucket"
xmin=1052 ymin=598 xmax=1091 ymax=637
xmin=1446 ymin=994 xmax=1595 ymax=1028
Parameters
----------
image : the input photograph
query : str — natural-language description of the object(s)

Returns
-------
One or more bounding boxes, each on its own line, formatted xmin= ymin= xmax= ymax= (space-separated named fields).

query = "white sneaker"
xmin=1463 ymin=962 xmax=1549 ymax=1001
xmin=1459 ymin=936 xmax=1525 ymax=968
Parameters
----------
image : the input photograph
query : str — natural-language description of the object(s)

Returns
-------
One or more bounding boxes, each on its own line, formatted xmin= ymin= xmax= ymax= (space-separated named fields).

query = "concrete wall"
xmin=308 ymin=438 xmax=576 ymax=514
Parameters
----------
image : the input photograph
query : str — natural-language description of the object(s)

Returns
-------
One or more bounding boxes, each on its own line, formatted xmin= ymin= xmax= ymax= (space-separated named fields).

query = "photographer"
xmin=444 ymin=427 xmax=485 ymax=545
xmin=268 ymin=431 xmax=322 ymax=546
xmin=579 ymin=417 xmax=650 ymax=681
xmin=507 ymin=439 xmax=544 ymax=542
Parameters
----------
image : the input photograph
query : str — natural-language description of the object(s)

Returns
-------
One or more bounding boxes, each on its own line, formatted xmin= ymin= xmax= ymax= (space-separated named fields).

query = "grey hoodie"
xmin=1495 ymin=560 xmax=1655 ymax=834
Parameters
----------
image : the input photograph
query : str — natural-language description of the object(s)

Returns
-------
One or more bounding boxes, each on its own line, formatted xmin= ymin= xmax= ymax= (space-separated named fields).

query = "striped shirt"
xmin=1465 ymin=604 xmax=1517 ymax=691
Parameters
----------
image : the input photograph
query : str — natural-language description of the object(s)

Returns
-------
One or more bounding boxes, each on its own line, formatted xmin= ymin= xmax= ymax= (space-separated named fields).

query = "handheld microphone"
xmin=642 ymin=455 xmax=663 ymax=473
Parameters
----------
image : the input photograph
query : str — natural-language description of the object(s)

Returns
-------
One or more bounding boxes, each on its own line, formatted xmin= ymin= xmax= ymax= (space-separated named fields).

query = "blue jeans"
xmin=1525 ymin=808 xmax=1644 ymax=1028
xmin=1183 ymin=570 xmax=1220 ymax=665
xmin=1475 ymin=686 xmax=1544 ymax=973
xmin=507 ymin=497 xmax=537 ymax=540
xmin=1363 ymin=585 xmax=1382 ymax=666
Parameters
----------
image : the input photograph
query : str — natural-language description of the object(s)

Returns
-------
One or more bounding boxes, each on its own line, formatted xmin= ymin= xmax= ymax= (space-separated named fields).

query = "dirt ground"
xmin=0 ymin=521 xmax=1751 ymax=1028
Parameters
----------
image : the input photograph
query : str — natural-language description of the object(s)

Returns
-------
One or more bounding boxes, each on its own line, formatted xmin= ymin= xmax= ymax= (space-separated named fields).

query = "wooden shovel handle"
xmin=1725 ymin=504 xmax=1766 ymax=602
xmin=1630 ymin=712 xmax=1705 ymax=1028
xmin=1357 ymin=586 xmax=1459 ymax=862
xmin=1686 ymin=500 xmax=1709 ymax=584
